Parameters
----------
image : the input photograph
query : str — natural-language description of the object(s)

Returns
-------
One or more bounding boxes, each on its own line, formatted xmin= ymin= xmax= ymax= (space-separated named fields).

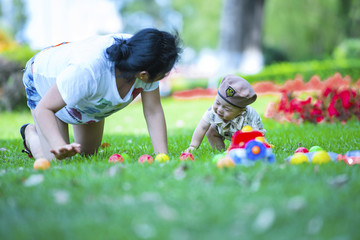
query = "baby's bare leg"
xmin=72 ymin=119 xmax=104 ymax=156
xmin=206 ymin=125 xmax=225 ymax=151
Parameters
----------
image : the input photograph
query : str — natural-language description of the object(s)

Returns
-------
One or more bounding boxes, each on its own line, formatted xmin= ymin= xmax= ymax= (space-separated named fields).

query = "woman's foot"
xmin=20 ymin=123 xmax=33 ymax=158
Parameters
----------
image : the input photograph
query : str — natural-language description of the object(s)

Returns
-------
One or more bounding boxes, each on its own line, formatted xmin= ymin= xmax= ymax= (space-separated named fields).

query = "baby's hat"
xmin=218 ymin=75 xmax=257 ymax=108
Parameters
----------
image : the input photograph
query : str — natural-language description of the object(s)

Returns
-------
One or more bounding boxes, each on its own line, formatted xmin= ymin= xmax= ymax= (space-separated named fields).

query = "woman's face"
xmin=212 ymin=95 xmax=246 ymax=122
xmin=152 ymin=72 xmax=170 ymax=83
xmin=139 ymin=72 xmax=170 ymax=83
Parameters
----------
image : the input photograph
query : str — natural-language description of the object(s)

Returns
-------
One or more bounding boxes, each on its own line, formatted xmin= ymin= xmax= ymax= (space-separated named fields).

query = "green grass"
xmin=1 ymin=96 xmax=360 ymax=240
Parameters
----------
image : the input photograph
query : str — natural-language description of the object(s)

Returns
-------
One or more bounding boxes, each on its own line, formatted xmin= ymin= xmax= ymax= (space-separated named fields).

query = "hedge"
xmin=242 ymin=59 xmax=360 ymax=84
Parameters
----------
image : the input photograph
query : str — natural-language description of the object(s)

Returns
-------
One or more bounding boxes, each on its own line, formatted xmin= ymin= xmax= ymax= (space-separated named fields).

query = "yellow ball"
xmin=33 ymin=158 xmax=50 ymax=170
xmin=155 ymin=153 xmax=169 ymax=163
xmin=312 ymin=150 xmax=331 ymax=164
xmin=255 ymin=136 xmax=266 ymax=143
xmin=242 ymin=125 xmax=253 ymax=132
xmin=290 ymin=153 xmax=309 ymax=164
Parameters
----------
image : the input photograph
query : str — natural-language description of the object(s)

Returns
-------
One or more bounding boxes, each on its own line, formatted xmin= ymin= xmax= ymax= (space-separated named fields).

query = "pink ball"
xmin=294 ymin=147 xmax=309 ymax=154
xmin=138 ymin=154 xmax=154 ymax=164
xmin=179 ymin=152 xmax=195 ymax=161
xmin=109 ymin=154 xmax=124 ymax=163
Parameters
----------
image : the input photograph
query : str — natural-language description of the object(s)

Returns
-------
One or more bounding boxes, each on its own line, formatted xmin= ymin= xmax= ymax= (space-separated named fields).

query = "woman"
xmin=21 ymin=28 xmax=182 ymax=160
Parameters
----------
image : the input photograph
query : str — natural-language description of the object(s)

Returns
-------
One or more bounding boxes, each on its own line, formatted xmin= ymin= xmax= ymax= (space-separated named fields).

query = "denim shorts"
xmin=22 ymin=55 xmax=41 ymax=109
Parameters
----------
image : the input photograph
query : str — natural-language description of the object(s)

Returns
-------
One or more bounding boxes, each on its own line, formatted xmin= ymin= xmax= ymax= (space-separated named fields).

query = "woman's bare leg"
xmin=72 ymin=119 xmax=104 ymax=156
xmin=25 ymin=110 xmax=69 ymax=160
xmin=206 ymin=125 xmax=226 ymax=151
xmin=24 ymin=124 xmax=44 ymax=159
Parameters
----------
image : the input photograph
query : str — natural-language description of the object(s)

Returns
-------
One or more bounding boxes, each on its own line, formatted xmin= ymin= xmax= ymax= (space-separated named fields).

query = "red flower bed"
xmin=253 ymin=73 xmax=355 ymax=94
xmin=264 ymin=73 xmax=360 ymax=124
xmin=172 ymin=88 xmax=217 ymax=100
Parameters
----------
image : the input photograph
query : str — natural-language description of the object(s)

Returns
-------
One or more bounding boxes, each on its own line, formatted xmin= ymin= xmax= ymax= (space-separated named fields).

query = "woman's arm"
xmin=141 ymin=88 xmax=168 ymax=154
xmin=34 ymin=83 xmax=80 ymax=159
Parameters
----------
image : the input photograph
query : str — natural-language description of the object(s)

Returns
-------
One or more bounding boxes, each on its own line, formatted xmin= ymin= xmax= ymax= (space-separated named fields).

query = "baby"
xmin=185 ymin=74 xmax=265 ymax=152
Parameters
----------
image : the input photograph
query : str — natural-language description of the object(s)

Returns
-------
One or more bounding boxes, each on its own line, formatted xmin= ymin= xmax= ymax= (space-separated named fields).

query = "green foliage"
xmin=115 ymin=0 xmax=360 ymax=60
xmin=0 ymin=44 xmax=37 ymax=67
xmin=262 ymin=46 xmax=289 ymax=65
xmin=262 ymin=0 xmax=359 ymax=61
xmin=333 ymin=39 xmax=360 ymax=60
xmin=171 ymin=0 xmax=222 ymax=51
xmin=119 ymin=0 xmax=222 ymax=51
xmin=243 ymin=59 xmax=360 ymax=84
xmin=1 ymin=97 xmax=360 ymax=239
xmin=170 ymin=77 xmax=208 ymax=92
xmin=120 ymin=0 xmax=174 ymax=33
xmin=10 ymin=0 xmax=27 ymax=36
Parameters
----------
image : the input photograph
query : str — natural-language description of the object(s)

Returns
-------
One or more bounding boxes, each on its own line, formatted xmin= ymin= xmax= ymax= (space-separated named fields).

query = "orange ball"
xmin=33 ymin=158 xmax=50 ymax=170
xmin=216 ymin=156 xmax=235 ymax=169
xmin=252 ymin=146 xmax=261 ymax=155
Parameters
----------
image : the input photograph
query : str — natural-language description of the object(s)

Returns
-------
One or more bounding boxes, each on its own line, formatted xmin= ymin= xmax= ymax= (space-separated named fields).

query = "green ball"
xmin=212 ymin=152 xmax=227 ymax=163
xmin=309 ymin=146 xmax=323 ymax=152
xmin=121 ymin=153 xmax=130 ymax=162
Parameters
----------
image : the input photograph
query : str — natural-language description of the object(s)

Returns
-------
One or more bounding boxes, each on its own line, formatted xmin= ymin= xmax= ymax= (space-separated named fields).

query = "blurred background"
xmin=0 ymin=0 xmax=359 ymax=110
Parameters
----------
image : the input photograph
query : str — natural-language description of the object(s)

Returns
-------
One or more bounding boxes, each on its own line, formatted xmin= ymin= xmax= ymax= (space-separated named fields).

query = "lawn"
xmin=0 ymin=96 xmax=360 ymax=240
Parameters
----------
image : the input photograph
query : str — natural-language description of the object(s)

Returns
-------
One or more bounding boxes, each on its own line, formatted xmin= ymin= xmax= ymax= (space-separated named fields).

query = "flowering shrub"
xmin=264 ymin=73 xmax=360 ymax=124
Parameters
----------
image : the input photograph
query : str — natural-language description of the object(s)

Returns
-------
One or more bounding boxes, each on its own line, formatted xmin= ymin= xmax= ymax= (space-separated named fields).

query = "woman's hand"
xmin=184 ymin=146 xmax=195 ymax=153
xmin=50 ymin=143 xmax=81 ymax=160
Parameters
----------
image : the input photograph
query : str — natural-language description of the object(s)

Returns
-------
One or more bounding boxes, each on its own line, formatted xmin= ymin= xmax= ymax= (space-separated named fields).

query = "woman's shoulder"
xmin=77 ymin=33 xmax=132 ymax=61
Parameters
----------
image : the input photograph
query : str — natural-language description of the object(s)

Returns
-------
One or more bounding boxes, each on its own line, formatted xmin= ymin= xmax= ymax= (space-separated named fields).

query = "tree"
xmin=171 ymin=0 xmax=222 ymax=51
xmin=217 ymin=0 xmax=265 ymax=75
xmin=114 ymin=0 xmax=181 ymax=34
xmin=338 ymin=0 xmax=360 ymax=38
xmin=262 ymin=0 xmax=360 ymax=62
xmin=114 ymin=0 xmax=222 ymax=53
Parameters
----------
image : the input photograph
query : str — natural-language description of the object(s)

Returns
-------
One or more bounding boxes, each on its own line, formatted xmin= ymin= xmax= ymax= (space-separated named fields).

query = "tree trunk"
xmin=339 ymin=0 xmax=360 ymax=38
xmin=217 ymin=0 xmax=264 ymax=75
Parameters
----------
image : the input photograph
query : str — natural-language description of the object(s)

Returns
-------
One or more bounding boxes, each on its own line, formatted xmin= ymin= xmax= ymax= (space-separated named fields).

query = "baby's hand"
xmin=50 ymin=143 xmax=81 ymax=160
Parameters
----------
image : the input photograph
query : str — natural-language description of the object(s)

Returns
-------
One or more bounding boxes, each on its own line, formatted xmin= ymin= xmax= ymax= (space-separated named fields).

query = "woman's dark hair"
xmin=106 ymin=28 xmax=182 ymax=81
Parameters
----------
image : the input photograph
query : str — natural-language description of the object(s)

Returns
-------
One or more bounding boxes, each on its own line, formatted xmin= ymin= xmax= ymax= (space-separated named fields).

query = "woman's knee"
xmin=26 ymin=124 xmax=37 ymax=135
xmin=73 ymin=120 xmax=104 ymax=155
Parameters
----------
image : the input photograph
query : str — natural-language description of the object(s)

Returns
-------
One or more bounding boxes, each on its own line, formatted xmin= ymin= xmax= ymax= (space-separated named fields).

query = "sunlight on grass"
xmin=1 ymin=95 xmax=360 ymax=240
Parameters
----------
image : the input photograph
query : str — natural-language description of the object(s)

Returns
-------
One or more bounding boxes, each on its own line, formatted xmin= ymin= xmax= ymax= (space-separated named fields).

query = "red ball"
xmin=179 ymin=152 xmax=195 ymax=161
xmin=294 ymin=147 xmax=309 ymax=154
xmin=138 ymin=154 xmax=154 ymax=164
xmin=108 ymin=154 xmax=124 ymax=163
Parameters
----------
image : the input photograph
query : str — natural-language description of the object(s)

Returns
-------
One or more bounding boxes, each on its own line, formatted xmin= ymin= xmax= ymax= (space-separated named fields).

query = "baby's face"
xmin=213 ymin=95 xmax=246 ymax=122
